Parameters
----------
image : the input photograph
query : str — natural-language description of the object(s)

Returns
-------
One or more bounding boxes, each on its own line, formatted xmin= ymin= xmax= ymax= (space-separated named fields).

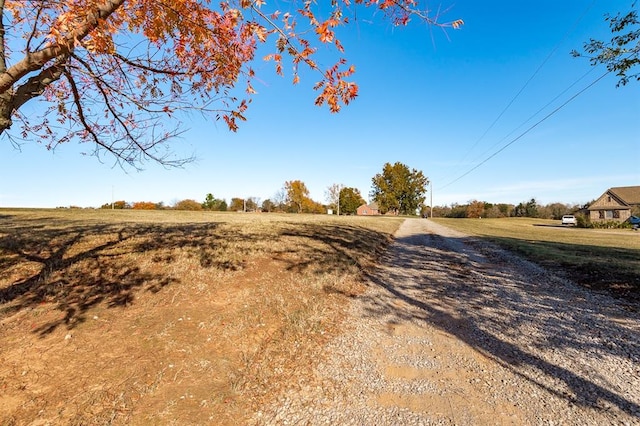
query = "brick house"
xmin=587 ymin=186 xmax=640 ymax=222
xmin=356 ymin=202 xmax=380 ymax=216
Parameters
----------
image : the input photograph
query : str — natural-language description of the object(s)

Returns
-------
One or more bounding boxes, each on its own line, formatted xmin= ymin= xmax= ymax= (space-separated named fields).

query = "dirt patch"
xmin=0 ymin=257 xmax=363 ymax=424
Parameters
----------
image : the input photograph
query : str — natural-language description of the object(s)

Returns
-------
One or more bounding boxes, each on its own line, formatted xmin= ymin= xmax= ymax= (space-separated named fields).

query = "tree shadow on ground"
xmin=0 ymin=215 xmax=395 ymax=337
xmin=0 ymin=216 xmax=255 ymax=336
xmin=361 ymin=228 xmax=640 ymax=417
xmin=274 ymin=222 xmax=393 ymax=276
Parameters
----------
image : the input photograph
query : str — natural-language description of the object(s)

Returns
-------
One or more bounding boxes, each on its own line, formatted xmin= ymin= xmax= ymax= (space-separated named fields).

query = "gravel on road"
xmin=251 ymin=219 xmax=640 ymax=425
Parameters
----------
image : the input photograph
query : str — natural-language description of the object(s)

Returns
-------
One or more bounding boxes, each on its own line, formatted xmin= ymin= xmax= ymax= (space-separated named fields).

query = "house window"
xmin=605 ymin=210 xmax=613 ymax=219
xmin=613 ymin=210 xmax=620 ymax=219
xmin=607 ymin=196 xmax=611 ymax=203
xmin=599 ymin=211 xmax=605 ymax=219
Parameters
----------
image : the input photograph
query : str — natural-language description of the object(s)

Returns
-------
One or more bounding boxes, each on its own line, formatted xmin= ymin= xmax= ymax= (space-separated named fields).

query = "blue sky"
xmin=1 ymin=0 xmax=638 ymax=208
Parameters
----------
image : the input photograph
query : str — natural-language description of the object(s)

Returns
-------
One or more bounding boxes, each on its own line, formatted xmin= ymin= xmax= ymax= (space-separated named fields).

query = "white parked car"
xmin=561 ymin=215 xmax=577 ymax=226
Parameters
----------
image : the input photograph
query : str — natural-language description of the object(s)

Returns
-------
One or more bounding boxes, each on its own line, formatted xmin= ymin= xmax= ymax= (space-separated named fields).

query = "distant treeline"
xmin=428 ymin=198 xmax=589 ymax=220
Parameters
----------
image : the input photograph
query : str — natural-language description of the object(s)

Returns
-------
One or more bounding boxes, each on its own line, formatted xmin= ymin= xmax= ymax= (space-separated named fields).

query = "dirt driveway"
xmin=252 ymin=219 xmax=640 ymax=425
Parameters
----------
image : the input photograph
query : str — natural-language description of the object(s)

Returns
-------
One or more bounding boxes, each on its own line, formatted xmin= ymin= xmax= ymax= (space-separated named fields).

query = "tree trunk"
xmin=0 ymin=90 xmax=13 ymax=133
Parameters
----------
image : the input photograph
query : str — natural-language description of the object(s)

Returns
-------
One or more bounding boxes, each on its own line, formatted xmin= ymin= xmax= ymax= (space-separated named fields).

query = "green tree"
xmin=202 ymin=193 xmax=215 ymax=210
xmin=513 ymin=198 xmax=538 ymax=218
xmin=285 ymin=180 xmax=311 ymax=213
xmin=202 ymin=193 xmax=227 ymax=211
xmin=572 ymin=4 xmax=639 ymax=87
xmin=339 ymin=187 xmax=365 ymax=215
xmin=370 ymin=162 xmax=428 ymax=215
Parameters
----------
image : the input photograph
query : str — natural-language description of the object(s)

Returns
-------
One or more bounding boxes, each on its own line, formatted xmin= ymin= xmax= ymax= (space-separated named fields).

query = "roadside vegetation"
xmin=0 ymin=209 xmax=402 ymax=424
xmin=433 ymin=217 xmax=640 ymax=304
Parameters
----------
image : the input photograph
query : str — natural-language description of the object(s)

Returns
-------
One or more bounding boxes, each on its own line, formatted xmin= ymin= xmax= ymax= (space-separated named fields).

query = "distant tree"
xmin=466 ymin=200 xmax=485 ymax=218
xmin=430 ymin=205 xmax=450 ymax=218
xmin=261 ymin=199 xmax=275 ymax=213
xmin=325 ymin=183 xmax=344 ymax=214
xmin=173 ymin=199 xmax=203 ymax=211
xmin=513 ymin=198 xmax=538 ymax=218
xmin=248 ymin=197 xmax=261 ymax=211
xmin=100 ymin=200 xmax=129 ymax=209
xmin=496 ymin=203 xmax=514 ymax=217
xmin=229 ymin=198 xmax=245 ymax=212
xmin=539 ymin=202 xmax=571 ymax=220
xmin=339 ymin=187 xmax=365 ymax=215
xmin=302 ymin=198 xmax=326 ymax=214
xmin=132 ymin=201 xmax=156 ymax=210
xmin=370 ymin=162 xmax=428 ymax=215
xmin=202 ymin=193 xmax=215 ymax=210
xmin=513 ymin=202 xmax=526 ymax=217
xmin=572 ymin=4 xmax=639 ymax=87
xmin=202 ymin=193 xmax=227 ymax=211
xmin=272 ymin=189 xmax=288 ymax=212
xmin=446 ymin=203 xmax=468 ymax=218
xmin=285 ymin=180 xmax=311 ymax=213
xmin=483 ymin=204 xmax=503 ymax=218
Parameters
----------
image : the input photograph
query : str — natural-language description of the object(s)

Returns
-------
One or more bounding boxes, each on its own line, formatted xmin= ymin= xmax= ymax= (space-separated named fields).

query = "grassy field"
xmin=0 ymin=209 xmax=403 ymax=424
xmin=433 ymin=217 xmax=640 ymax=304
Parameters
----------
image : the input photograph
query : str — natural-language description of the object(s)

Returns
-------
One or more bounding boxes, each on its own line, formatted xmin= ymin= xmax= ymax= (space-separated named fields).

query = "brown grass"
xmin=0 ymin=209 xmax=403 ymax=425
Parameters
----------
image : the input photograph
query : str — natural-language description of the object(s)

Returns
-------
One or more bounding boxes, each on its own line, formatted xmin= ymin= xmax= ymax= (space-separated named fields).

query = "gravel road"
xmin=251 ymin=219 xmax=640 ymax=425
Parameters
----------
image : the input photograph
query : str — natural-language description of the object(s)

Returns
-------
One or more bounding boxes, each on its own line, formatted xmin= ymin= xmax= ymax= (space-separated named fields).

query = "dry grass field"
xmin=433 ymin=217 xmax=640 ymax=305
xmin=0 ymin=209 xmax=403 ymax=425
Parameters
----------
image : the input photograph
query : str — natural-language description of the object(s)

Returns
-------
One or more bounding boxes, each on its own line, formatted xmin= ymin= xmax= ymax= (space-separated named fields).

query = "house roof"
xmin=609 ymin=186 xmax=640 ymax=205
xmin=357 ymin=202 xmax=380 ymax=212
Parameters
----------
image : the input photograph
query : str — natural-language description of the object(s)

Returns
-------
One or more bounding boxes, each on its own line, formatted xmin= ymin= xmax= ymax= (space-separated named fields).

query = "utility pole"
xmin=111 ymin=185 xmax=114 ymax=210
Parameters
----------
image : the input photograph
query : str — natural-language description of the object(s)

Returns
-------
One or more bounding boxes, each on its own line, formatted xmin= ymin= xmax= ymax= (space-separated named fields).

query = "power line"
xmin=438 ymin=70 xmax=611 ymax=191
xmin=469 ymin=66 xmax=598 ymax=166
xmin=451 ymin=1 xmax=596 ymax=169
